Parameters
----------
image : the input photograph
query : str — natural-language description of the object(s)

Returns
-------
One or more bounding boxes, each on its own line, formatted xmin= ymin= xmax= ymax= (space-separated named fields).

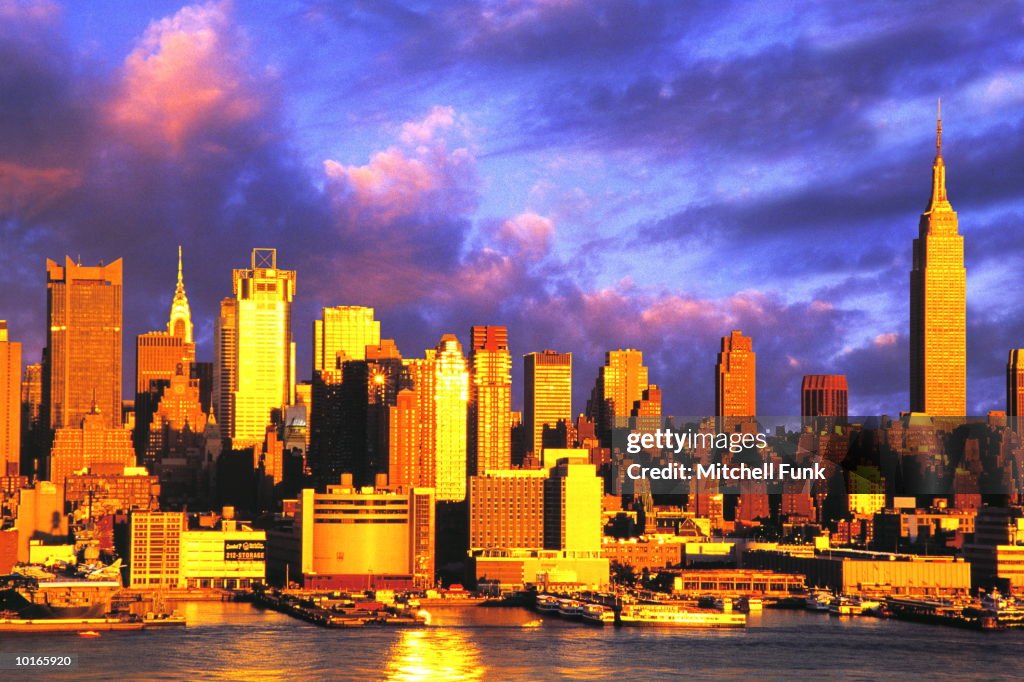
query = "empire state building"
xmin=910 ymin=103 xmax=966 ymax=416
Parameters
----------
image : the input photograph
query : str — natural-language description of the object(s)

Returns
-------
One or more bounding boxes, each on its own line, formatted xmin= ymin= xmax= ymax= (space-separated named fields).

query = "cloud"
xmin=493 ymin=212 xmax=554 ymax=261
xmin=108 ymin=1 xmax=264 ymax=155
xmin=0 ymin=161 xmax=80 ymax=217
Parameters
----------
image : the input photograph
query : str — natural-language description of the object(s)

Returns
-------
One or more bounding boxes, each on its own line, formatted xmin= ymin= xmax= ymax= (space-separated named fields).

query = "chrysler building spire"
xmin=168 ymin=245 xmax=193 ymax=343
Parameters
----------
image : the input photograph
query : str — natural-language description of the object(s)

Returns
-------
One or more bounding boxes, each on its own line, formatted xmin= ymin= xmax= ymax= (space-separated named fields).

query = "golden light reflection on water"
xmin=384 ymin=628 xmax=485 ymax=681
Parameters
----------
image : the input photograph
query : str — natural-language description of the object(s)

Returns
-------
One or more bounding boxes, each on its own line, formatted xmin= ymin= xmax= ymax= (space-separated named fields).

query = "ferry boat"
xmin=557 ymin=599 xmax=584 ymax=619
xmin=805 ymin=590 xmax=832 ymax=612
xmin=618 ymin=603 xmax=747 ymax=628
xmin=535 ymin=595 xmax=560 ymax=613
xmin=581 ymin=604 xmax=616 ymax=625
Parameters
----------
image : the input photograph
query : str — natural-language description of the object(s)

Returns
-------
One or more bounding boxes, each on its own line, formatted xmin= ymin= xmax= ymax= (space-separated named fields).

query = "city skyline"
xmin=2 ymin=1 xmax=1023 ymax=417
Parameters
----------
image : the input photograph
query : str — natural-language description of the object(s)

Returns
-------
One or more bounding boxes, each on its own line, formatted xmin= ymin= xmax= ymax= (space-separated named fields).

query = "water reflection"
xmin=384 ymin=628 xmax=485 ymax=681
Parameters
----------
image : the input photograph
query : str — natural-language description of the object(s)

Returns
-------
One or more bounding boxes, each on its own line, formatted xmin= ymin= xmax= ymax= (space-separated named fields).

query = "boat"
xmin=535 ymin=595 xmax=560 ymax=613
xmin=581 ymin=604 xmax=615 ymax=625
xmin=736 ymin=596 xmax=763 ymax=613
xmin=0 ymin=573 xmax=121 ymax=620
xmin=712 ymin=597 xmax=734 ymax=613
xmin=143 ymin=613 xmax=186 ymax=627
xmin=805 ymin=590 xmax=832 ymax=612
xmin=618 ymin=603 xmax=747 ymax=628
xmin=828 ymin=596 xmax=863 ymax=616
xmin=79 ymin=630 xmax=101 ymax=637
xmin=522 ymin=619 xmax=543 ymax=628
xmin=557 ymin=599 xmax=583 ymax=619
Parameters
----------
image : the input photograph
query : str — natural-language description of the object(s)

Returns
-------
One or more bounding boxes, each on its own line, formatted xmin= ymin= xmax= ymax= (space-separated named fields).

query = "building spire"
xmin=927 ymin=99 xmax=949 ymax=213
xmin=168 ymin=244 xmax=194 ymax=343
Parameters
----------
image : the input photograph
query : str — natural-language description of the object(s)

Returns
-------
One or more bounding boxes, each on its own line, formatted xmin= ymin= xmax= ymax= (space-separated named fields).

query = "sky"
xmin=1 ymin=0 xmax=1023 ymax=417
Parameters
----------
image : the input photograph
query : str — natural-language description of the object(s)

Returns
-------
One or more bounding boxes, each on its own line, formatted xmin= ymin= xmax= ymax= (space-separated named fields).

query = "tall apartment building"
xmin=468 ymin=326 xmax=511 ymax=475
xmin=524 ymin=350 xmax=572 ymax=460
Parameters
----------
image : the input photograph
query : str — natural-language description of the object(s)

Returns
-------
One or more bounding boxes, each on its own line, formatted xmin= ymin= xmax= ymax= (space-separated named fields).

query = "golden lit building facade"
xmin=0 ymin=322 xmax=21 ymax=475
xmin=215 ymin=249 xmax=296 ymax=449
xmin=910 ymin=107 xmax=966 ymax=416
xmin=543 ymin=460 xmax=602 ymax=554
xmin=524 ymin=350 xmax=572 ymax=460
xmin=180 ymin=519 xmax=266 ymax=590
xmin=469 ymin=470 xmax=546 ymax=550
xmin=313 ymin=305 xmax=380 ymax=370
xmin=49 ymin=407 xmax=136 ymax=487
xmin=389 ymin=389 xmax=419 ymax=488
xmin=469 ymin=326 xmax=511 ymax=475
xmin=434 ymin=334 xmax=469 ymax=502
xmin=716 ymin=330 xmax=756 ymax=421
xmin=405 ymin=354 xmax=437 ymax=488
xmin=129 ymin=511 xmax=186 ymax=588
xmin=283 ymin=481 xmax=434 ymax=590
xmin=587 ymin=348 xmax=649 ymax=445
xmin=44 ymin=257 xmax=123 ymax=430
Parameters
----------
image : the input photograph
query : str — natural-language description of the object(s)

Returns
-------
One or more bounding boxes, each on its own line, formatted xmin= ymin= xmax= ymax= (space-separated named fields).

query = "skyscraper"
xmin=44 ymin=257 xmax=123 ymax=430
xmin=313 ymin=305 xmax=380 ymax=371
xmin=389 ymin=388 xmax=420 ymax=487
xmin=214 ymin=249 xmax=296 ymax=449
xmin=468 ymin=326 xmax=511 ymax=475
xmin=586 ymin=348 xmax=650 ymax=446
xmin=524 ymin=350 xmax=572 ymax=460
xmin=433 ymin=334 xmax=469 ymax=502
xmin=801 ymin=374 xmax=849 ymax=426
xmin=135 ymin=248 xmax=196 ymax=457
xmin=1007 ymin=350 xmax=1024 ymax=429
xmin=716 ymin=330 xmax=756 ymax=419
xmin=0 ymin=322 xmax=21 ymax=476
xmin=910 ymin=104 xmax=966 ymax=416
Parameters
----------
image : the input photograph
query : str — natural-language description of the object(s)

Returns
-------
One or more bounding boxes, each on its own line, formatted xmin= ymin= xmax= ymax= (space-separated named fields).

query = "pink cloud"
xmin=0 ymin=161 xmax=80 ymax=217
xmin=108 ymin=1 xmax=263 ymax=155
xmin=399 ymin=105 xmax=456 ymax=146
xmin=323 ymin=107 xmax=477 ymax=228
xmin=873 ymin=332 xmax=898 ymax=347
xmin=494 ymin=211 xmax=554 ymax=261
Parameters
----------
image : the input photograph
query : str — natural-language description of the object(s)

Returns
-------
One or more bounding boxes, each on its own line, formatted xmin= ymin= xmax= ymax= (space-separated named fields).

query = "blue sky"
xmin=2 ymin=0 xmax=1023 ymax=416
